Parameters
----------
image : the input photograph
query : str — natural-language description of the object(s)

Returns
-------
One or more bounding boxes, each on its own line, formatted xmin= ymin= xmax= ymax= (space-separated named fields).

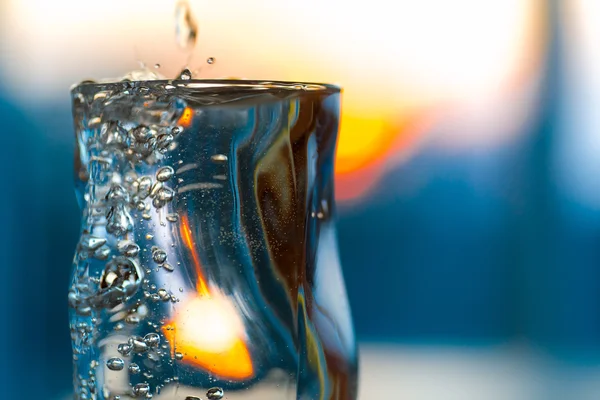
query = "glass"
xmin=68 ymin=80 xmax=358 ymax=399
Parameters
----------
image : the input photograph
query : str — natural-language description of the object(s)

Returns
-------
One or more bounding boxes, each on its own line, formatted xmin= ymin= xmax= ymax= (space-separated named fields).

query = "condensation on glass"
xmin=69 ymin=80 xmax=358 ymax=399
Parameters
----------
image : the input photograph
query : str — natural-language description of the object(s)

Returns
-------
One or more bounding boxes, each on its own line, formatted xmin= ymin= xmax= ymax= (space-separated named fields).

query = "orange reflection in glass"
xmin=177 ymin=106 xmax=194 ymax=127
xmin=162 ymin=215 xmax=254 ymax=380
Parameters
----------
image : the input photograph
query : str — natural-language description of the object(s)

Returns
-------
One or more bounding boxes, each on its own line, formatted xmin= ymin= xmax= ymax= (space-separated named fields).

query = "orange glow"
xmin=162 ymin=295 xmax=254 ymax=380
xmin=177 ymin=106 xmax=194 ymax=128
xmin=161 ymin=215 xmax=254 ymax=380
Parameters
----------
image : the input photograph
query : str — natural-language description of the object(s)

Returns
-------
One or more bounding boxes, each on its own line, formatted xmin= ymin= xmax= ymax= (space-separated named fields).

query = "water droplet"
xmin=128 ymin=363 xmax=140 ymax=374
xmin=154 ymin=63 xmax=161 ymax=69
xmin=174 ymin=0 xmax=198 ymax=50
xmin=114 ymin=322 xmax=124 ymax=331
xmin=175 ymin=352 xmax=184 ymax=360
xmin=142 ymin=213 xmax=151 ymax=220
xmin=179 ymin=287 xmax=184 ymax=292
xmin=146 ymin=234 xmax=154 ymax=240
xmin=171 ymin=126 xmax=183 ymax=135
xmin=156 ymin=166 xmax=174 ymax=182
xmin=210 ymin=154 xmax=228 ymax=162
xmin=152 ymin=247 xmax=167 ymax=264
xmin=132 ymin=382 xmax=150 ymax=397
xmin=117 ymin=240 xmax=140 ymax=257
xmin=185 ymin=397 xmax=201 ymax=400
xmin=178 ymin=68 xmax=192 ymax=80
xmin=162 ymin=263 xmax=174 ymax=272
xmin=117 ymin=343 xmax=132 ymax=356
xmin=129 ymin=336 xmax=149 ymax=353
xmin=166 ymin=213 xmax=179 ymax=222
xmin=207 ymin=57 xmax=215 ymax=65
xmin=206 ymin=387 xmax=224 ymax=400
xmin=106 ymin=357 xmax=124 ymax=371
xmin=144 ymin=333 xmax=160 ymax=347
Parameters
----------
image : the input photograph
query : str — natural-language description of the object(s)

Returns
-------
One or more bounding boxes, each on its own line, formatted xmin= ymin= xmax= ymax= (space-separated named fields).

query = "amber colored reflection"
xmin=162 ymin=215 xmax=254 ymax=380
xmin=177 ymin=106 xmax=194 ymax=128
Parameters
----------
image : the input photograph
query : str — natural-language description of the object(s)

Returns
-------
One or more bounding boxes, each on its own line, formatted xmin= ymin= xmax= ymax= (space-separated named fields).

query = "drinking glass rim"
xmin=72 ymin=79 xmax=342 ymax=95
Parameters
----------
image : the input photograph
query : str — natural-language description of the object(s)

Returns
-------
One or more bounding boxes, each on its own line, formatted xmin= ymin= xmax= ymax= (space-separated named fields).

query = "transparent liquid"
xmin=69 ymin=80 xmax=358 ymax=399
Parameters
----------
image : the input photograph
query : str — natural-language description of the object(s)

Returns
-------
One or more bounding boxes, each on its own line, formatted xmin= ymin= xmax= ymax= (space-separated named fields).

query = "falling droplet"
xmin=178 ymin=68 xmax=192 ymax=80
xmin=156 ymin=166 xmax=175 ymax=182
xmin=128 ymin=363 xmax=140 ymax=374
xmin=206 ymin=57 xmax=215 ymax=65
xmin=106 ymin=357 xmax=124 ymax=371
xmin=206 ymin=387 xmax=224 ymax=400
xmin=174 ymin=0 xmax=198 ymax=50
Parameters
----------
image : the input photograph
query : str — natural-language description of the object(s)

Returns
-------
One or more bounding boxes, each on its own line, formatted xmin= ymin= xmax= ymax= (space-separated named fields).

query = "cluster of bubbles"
xmin=69 ymin=70 xmax=227 ymax=399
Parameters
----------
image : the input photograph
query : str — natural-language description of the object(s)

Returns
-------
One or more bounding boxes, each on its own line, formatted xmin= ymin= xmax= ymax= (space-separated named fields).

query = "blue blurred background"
xmin=3 ymin=0 xmax=600 ymax=398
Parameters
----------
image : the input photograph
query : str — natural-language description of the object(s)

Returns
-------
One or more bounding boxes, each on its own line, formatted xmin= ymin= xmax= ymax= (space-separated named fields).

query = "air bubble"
xmin=156 ymin=166 xmax=174 ymax=182
xmin=144 ymin=333 xmax=160 ymax=347
xmin=210 ymin=154 xmax=228 ymax=162
xmin=125 ymin=315 xmax=140 ymax=325
xmin=166 ymin=213 xmax=179 ymax=222
xmin=117 ymin=343 xmax=132 ymax=356
xmin=105 ymin=184 xmax=129 ymax=204
xmin=137 ymin=177 xmax=153 ymax=199
xmin=206 ymin=387 xmax=224 ymax=400
xmin=93 ymin=246 xmax=111 ymax=260
xmin=156 ymin=187 xmax=175 ymax=202
xmin=106 ymin=205 xmax=133 ymax=237
xmin=152 ymin=247 xmax=167 ymax=264
xmin=132 ymin=383 xmax=150 ymax=397
xmin=129 ymin=336 xmax=148 ymax=353
xmin=117 ymin=240 xmax=140 ymax=257
xmin=128 ymin=363 xmax=140 ymax=374
xmin=106 ymin=357 xmax=124 ymax=371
